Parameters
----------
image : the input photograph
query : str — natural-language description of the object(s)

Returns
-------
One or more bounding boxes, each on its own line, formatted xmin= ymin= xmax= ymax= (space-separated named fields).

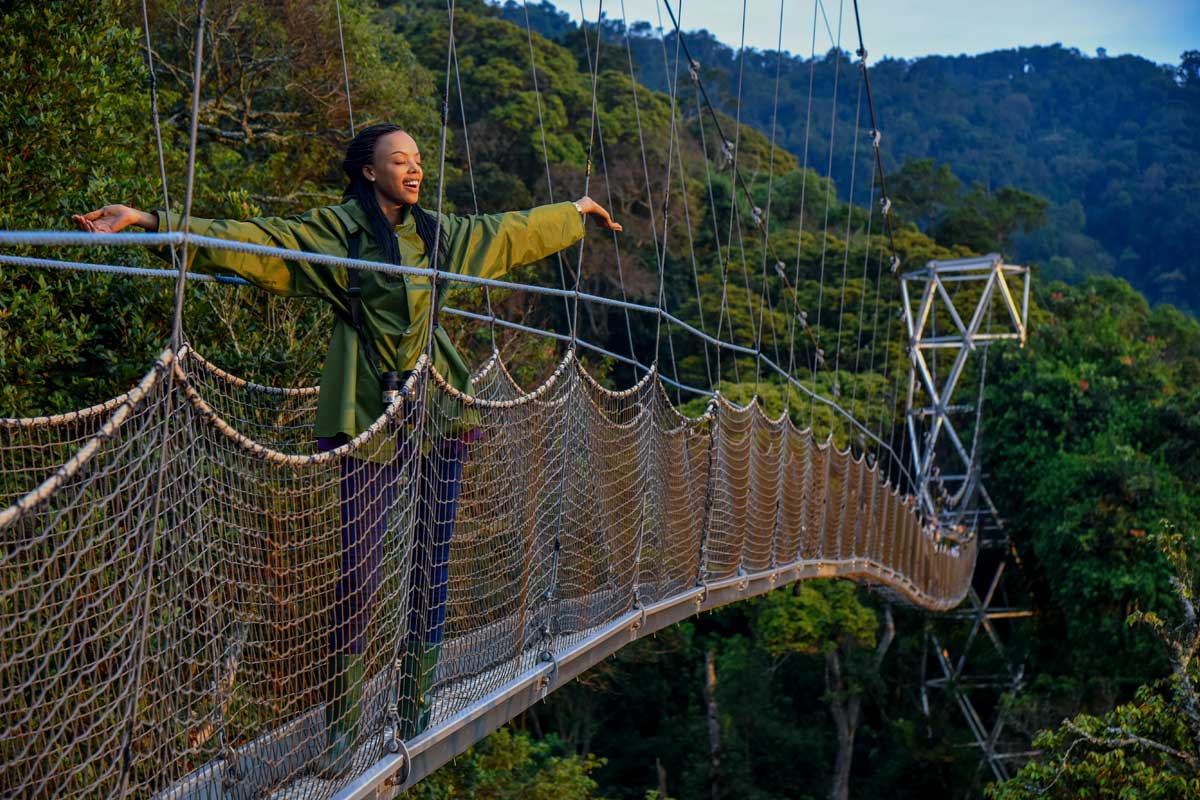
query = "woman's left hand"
xmin=576 ymin=196 xmax=622 ymax=232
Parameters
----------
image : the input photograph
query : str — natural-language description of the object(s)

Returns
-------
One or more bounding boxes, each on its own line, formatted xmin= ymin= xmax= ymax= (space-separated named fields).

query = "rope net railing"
xmin=0 ymin=341 xmax=974 ymax=799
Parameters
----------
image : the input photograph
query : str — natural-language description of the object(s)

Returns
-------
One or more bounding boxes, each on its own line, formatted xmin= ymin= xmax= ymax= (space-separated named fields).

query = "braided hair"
xmin=342 ymin=123 xmax=445 ymax=270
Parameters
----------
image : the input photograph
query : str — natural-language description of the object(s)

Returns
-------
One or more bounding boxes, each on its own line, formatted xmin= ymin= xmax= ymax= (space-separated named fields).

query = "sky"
xmin=530 ymin=0 xmax=1198 ymax=66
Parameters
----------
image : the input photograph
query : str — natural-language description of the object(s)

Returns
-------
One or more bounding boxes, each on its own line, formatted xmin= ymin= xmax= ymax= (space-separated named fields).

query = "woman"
xmin=76 ymin=124 xmax=621 ymax=776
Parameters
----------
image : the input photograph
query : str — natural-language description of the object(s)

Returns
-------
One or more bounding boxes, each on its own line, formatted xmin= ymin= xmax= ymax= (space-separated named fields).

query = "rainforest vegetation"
xmin=1 ymin=0 xmax=1198 ymax=797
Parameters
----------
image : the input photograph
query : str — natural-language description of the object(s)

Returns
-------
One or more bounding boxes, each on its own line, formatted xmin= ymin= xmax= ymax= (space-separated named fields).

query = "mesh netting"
xmin=0 ymin=347 xmax=974 ymax=798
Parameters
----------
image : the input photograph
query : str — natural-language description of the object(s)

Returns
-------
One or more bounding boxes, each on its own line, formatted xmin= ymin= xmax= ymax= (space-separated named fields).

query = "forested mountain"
xmin=501 ymin=1 xmax=1200 ymax=314
xmin=2 ymin=1 xmax=1199 ymax=799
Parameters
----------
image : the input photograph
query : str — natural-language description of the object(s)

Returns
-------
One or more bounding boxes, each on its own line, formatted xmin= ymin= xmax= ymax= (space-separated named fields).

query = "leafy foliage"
xmin=510 ymin=2 xmax=1200 ymax=314
xmin=988 ymin=525 xmax=1200 ymax=799
xmin=405 ymin=727 xmax=603 ymax=800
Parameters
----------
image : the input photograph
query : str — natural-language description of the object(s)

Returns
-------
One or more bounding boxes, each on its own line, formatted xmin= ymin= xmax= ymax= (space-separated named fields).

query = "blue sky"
xmin=529 ymin=0 xmax=1197 ymax=65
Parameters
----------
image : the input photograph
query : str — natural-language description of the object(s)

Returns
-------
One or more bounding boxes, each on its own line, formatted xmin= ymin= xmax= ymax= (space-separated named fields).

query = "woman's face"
xmin=364 ymin=130 xmax=423 ymax=207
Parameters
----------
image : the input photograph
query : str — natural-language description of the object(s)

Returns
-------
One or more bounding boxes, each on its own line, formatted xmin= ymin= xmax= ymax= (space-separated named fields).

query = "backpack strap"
xmin=333 ymin=230 xmax=388 ymax=386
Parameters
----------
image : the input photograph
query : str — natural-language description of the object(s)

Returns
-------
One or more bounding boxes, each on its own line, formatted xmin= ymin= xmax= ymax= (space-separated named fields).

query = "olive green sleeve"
xmin=157 ymin=208 xmax=350 ymax=300
xmin=441 ymin=202 xmax=586 ymax=281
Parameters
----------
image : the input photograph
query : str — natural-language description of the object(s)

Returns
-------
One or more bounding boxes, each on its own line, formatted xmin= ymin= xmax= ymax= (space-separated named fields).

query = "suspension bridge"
xmin=1 ymin=0 xmax=1032 ymax=797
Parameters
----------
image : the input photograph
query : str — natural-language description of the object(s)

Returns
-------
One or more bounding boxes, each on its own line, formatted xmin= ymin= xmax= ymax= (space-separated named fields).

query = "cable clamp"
xmin=384 ymin=702 xmax=402 ymax=753
xmin=890 ymin=255 xmax=901 ymax=273
xmin=871 ymin=128 xmax=882 ymax=148
xmin=751 ymin=206 xmax=765 ymax=227
xmin=537 ymin=650 xmax=558 ymax=698
xmin=384 ymin=738 xmax=412 ymax=787
xmin=688 ymin=59 xmax=701 ymax=82
xmin=880 ymin=196 xmax=892 ymax=216
xmin=720 ymin=139 xmax=735 ymax=166
xmin=856 ymin=46 xmax=868 ymax=61
xmin=797 ymin=310 xmax=808 ymax=328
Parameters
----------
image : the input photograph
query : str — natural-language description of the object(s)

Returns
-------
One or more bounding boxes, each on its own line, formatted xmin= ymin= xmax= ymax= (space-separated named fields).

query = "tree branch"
xmin=1064 ymin=721 xmax=1199 ymax=768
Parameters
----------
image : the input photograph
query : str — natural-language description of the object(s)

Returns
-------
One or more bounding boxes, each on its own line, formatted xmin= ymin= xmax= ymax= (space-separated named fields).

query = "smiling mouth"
xmin=403 ymin=180 xmax=420 ymax=191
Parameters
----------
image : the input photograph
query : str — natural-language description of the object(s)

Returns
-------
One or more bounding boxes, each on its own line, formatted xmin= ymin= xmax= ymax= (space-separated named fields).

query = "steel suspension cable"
xmin=334 ymin=0 xmax=355 ymax=137
xmin=138 ymin=0 xmax=179 ymax=275
xmin=692 ymin=82 xmax=738 ymax=387
xmin=657 ymin=2 xmax=689 ymax=404
xmin=120 ymin=3 xmax=208 ymax=796
xmin=569 ymin=0 xmax=605 ymax=347
xmin=519 ymin=0 xmax=575 ymax=326
xmin=831 ymin=71 xmax=866 ymax=389
xmin=573 ymin=19 xmax=638 ymax=377
xmin=809 ymin=0 xmax=845 ymax=430
xmin=619 ymin=0 xmax=667 ymax=370
xmin=726 ymin=0 xmax=761 ymax=396
xmin=847 ymin=163 xmax=878 ymax=413
xmin=751 ymin=0 xmax=789 ymax=398
xmin=448 ymin=31 xmax=500 ymax=351
xmin=783 ymin=0 xmax=822 ymax=419
xmin=653 ymin=0 xmax=713 ymax=390
xmin=850 ymin=0 xmax=901 ymax=275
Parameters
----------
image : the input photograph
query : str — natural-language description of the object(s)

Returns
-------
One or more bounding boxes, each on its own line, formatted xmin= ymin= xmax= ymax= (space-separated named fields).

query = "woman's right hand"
xmin=73 ymin=205 xmax=158 ymax=233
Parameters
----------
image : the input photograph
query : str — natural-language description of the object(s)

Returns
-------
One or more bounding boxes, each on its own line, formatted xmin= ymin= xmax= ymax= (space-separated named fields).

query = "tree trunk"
xmin=826 ymin=647 xmax=855 ymax=800
xmin=704 ymin=648 xmax=722 ymax=800
xmin=826 ymin=603 xmax=895 ymax=800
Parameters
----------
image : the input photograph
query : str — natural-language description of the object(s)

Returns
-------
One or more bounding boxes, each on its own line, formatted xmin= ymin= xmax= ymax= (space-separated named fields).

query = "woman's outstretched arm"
xmin=443 ymin=195 xmax=620 ymax=282
xmin=73 ymin=203 xmax=348 ymax=299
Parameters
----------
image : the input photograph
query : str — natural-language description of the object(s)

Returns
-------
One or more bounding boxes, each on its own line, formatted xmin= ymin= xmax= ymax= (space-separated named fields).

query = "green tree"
xmin=405 ymin=726 xmax=603 ymax=799
xmin=985 ymin=277 xmax=1200 ymax=710
xmin=755 ymin=582 xmax=895 ymax=800
xmin=0 ymin=0 xmax=165 ymax=414
xmin=988 ymin=524 xmax=1200 ymax=799
xmin=888 ymin=158 xmax=962 ymax=232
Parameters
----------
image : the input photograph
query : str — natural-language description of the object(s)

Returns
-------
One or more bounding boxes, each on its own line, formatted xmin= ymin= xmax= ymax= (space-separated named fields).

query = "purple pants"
xmin=320 ymin=435 xmax=467 ymax=655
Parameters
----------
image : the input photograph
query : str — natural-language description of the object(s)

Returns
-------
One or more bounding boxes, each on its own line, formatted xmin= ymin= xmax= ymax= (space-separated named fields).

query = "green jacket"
xmin=163 ymin=199 xmax=585 ymax=438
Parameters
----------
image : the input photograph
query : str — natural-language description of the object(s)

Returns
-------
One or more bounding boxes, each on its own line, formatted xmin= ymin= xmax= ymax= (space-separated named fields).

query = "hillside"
xmin=501 ymin=1 xmax=1200 ymax=314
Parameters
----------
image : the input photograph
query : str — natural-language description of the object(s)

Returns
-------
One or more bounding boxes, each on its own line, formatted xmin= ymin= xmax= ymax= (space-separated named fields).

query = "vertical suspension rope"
xmin=783 ymin=0 xmax=821 ymax=420
xmin=520 ymin=0 xmax=575 ymax=325
xmin=585 ymin=58 xmax=639 ymax=377
xmin=334 ymin=0 xmax=355 ymax=137
xmin=726 ymin=0 xmax=757 ymax=395
xmin=649 ymin=0 xmax=689 ymax=404
xmin=570 ymin=0 xmax=605 ymax=347
xmin=831 ymin=72 xmax=865 ymax=392
xmin=653 ymin=0 xmax=713 ymax=390
xmin=808 ymin=0 xmax=845 ymax=431
xmin=426 ymin=0 xmax=456 ymax=339
xmin=847 ymin=155 xmax=878 ymax=414
xmin=139 ymin=0 xmax=177 ymax=272
xmin=120 ymin=4 xmax=208 ymax=796
xmin=449 ymin=25 xmax=498 ymax=352
xmin=751 ymin=0 xmax=788 ymax=399
xmin=169 ymin=0 xmax=209 ymax=351
xmin=619 ymin=0 xmax=666 ymax=369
